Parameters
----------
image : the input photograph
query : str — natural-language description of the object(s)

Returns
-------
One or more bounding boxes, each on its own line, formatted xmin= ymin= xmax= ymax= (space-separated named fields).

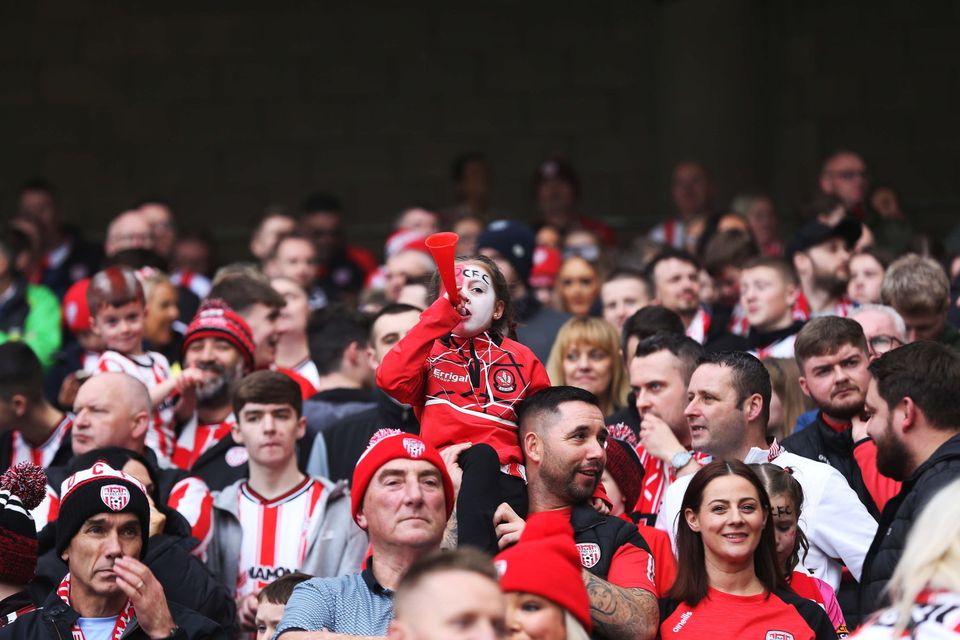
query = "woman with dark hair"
xmin=660 ymin=460 xmax=835 ymax=639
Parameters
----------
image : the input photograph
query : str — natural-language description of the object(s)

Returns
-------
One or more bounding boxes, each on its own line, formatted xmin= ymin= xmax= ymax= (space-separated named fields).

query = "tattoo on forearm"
xmin=583 ymin=571 xmax=657 ymax=640
xmin=441 ymin=509 xmax=458 ymax=550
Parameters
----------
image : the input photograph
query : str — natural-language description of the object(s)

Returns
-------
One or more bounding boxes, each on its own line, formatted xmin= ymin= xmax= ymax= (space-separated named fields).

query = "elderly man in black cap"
xmin=789 ymin=213 xmax=862 ymax=319
xmin=477 ymin=219 xmax=569 ymax=362
xmin=1 ymin=462 xmax=223 ymax=639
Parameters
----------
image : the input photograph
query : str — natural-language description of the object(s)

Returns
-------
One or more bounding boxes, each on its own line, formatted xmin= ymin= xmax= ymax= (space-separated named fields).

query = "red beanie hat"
xmin=181 ymin=299 xmax=256 ymax=372
xmin=350 ymin=429 xmax=454 ymax=525
xmin=62 ymin=278 xmax=92 ymax=334
xmin=495 ymin=511 xmax=592 ymax=633
xmin=0 ymin=463 xmax=46 ymax=585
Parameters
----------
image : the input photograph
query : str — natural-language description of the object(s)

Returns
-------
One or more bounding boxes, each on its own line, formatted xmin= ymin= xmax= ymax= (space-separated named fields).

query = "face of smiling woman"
xmin=684 ymin=474 xmax=767 ymax=572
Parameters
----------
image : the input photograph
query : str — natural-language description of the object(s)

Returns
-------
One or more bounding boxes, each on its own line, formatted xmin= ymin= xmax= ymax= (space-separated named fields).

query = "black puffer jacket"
xmin=859 ymin=433 xmax=960 ymax=613
xmin=0 ymin=589 xmax=224 ymax=640
xmin=31 ymin=510 xmax=237 ymax=635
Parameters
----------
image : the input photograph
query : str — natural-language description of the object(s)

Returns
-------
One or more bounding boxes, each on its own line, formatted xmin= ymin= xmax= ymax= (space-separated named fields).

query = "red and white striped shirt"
xmin=95 ymin=350 xmax=176 ymax=461
xmin=8 ymin=415 xmax=72 ymax=469
xmin=167 ymin=475 xmax=215 ymax=556
xmin=234 ymin=477 xmax=327 ymax=600
xmin=793 ymin=292 xmax=856 ymax=321
xmin=172 ymin=414 xmax=236 ymax=470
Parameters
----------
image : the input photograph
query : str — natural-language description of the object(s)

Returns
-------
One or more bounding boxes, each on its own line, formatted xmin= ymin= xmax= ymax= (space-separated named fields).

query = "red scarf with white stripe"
xmin=57 ymin=573 xmax=136 ymax=640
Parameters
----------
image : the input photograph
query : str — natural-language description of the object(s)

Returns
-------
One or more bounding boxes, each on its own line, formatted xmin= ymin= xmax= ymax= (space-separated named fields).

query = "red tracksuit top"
xmin=376 ymin=297 xmax=551 ymax=469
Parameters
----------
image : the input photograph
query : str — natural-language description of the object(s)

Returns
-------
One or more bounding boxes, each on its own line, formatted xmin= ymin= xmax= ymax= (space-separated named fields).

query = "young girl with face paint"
xmin=376 ymin=255 xmax=551 ymax=553
xmin=751 ymin=464 xmax=849 ymax=637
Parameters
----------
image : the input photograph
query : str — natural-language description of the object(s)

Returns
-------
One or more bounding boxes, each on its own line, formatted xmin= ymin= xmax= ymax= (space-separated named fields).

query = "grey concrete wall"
xmin=2 ymin=1 xmax=958 ymax=258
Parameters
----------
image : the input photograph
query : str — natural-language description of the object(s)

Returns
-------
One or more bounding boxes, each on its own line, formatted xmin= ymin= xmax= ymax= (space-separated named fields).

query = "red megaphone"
xmin=425 ymin=232 xmax=460 ymax=304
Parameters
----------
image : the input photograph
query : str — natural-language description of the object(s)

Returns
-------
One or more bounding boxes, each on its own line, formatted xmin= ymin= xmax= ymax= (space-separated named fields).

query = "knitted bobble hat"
xmin=0 ymin=463 xmax=47 ymax=585
xmin=350 ymin=429 xmax=454 ymax=525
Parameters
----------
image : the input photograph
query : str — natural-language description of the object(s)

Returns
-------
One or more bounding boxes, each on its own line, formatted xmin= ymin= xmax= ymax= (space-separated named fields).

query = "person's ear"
xmin=231 ymin=420 xmax=246 ymax=445
xmin=366 ymin=345 xmax=379 ymax=372
xmin=684 ymin=507 xmax=700 ymax=532
xmin=343 ymin=341 xmax=360 ymax=367
xmin=785 ymin=283 xmax=799 ymax=307
xmin=900 ymin=396 xmax=918 ymax=433
xmin=296 ymin=415 xmax=306 ymax=440
xmin=744 ymin=393 xmax=764 ymax=423
xmin=493 ymin=300 xmax=505 ymax=321
xmin=522 ymin=430 xmax=542 ymax=464
xmin=356 ymin=508 xmax=368 ymax=531
xmin=792 ymin=253 xmax=809 ymax=277
xmin=130 ymin=411 xmax=150 ymax=442
xmin=798 ymin=376 xmax=810 ymax=398
xmin=10 ymin=393 xmax=29 ymax=418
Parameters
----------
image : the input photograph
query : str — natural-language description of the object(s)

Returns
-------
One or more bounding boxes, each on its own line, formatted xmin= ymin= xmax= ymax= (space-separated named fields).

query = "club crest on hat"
xmin=765 ymin=632 xmax=795 ymax=640
xmin=494 ymin=369 xmax=516 ymax=393
xmin=402 ymin=438 xmax=425 ymax=458
xmin=493 ymin=559 xmax=507 ymax=577
xmin=576 ymin=542 xmax=601 ymax=568
xmin=100 ymin=485 xmax=131 ymax=512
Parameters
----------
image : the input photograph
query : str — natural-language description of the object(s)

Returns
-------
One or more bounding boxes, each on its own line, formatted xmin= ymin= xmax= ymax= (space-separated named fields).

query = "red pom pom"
xmin=607 ymin=422 xmax=639 ymax=447
xmin=1 ymin=462 xmax=48 ymax=511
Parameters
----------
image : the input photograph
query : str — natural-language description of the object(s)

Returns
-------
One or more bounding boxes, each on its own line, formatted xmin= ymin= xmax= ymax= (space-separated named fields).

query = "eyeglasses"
xmin=868 ymin=335 xmax=902 ymax=355
xmin=832 ymin=169 xmax=868 ymax=181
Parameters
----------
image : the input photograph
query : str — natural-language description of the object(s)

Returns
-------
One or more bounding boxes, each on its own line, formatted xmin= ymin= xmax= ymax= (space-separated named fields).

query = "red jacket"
xmin=377 ymin=297 xmax=551 ymax=468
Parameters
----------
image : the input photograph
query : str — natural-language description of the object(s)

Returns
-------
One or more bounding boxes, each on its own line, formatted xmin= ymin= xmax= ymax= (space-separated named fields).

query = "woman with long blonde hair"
xmin=546 ymin=317 xmax=629 ymax=417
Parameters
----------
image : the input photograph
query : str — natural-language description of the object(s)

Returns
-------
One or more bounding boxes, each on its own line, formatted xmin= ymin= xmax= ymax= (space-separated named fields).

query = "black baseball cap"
xmin=787 ymin=216 xmax=862 ymax=258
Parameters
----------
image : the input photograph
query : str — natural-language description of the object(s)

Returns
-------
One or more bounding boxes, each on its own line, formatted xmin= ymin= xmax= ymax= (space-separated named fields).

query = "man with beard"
xmin=495 ymin=386 xmax=659 ymax=640
xmin=789 ymin=216 xmax=861 ymax=318
xmin=172 ymin=300 xmax=257 ymax=490
xmin=783 ymin=317 xmax=882 ymax=516
xmin=859 ymin=341 xmax=960 ymax=612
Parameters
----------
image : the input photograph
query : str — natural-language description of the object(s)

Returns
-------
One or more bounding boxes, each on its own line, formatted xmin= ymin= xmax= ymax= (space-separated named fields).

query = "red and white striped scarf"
xmin=57 ymin=573 xmax=136 ymax=640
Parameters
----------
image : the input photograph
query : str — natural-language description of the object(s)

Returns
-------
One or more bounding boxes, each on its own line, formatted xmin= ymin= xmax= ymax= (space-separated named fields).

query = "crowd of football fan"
xmin=0 ymin=150 xmax=959 ymax=640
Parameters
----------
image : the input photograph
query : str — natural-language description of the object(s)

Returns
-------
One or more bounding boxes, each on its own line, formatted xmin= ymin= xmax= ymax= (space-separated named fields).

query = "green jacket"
xmin=0 ymin=280 xmax=62 ymax=367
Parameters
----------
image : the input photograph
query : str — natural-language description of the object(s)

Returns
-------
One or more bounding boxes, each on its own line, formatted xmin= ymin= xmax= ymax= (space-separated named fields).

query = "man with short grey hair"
xmin=851 ymin=304 xmax=906 ymax=360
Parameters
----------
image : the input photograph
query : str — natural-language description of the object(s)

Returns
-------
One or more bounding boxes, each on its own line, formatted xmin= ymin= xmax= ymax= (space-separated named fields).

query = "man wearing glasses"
xmin=819 ymin=149 xmax=870 ymax=217
xmin=851 ymin=304 xmax=907 ymax=360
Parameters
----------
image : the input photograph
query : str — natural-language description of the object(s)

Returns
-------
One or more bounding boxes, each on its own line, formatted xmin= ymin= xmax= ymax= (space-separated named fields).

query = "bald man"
xmin=35 ymin=372 xmax=216 ymax=553
xmin=71 ymin=372 xmax=152 ymax=456
xmin=105 ymin=210 xmax=154 ymax=256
